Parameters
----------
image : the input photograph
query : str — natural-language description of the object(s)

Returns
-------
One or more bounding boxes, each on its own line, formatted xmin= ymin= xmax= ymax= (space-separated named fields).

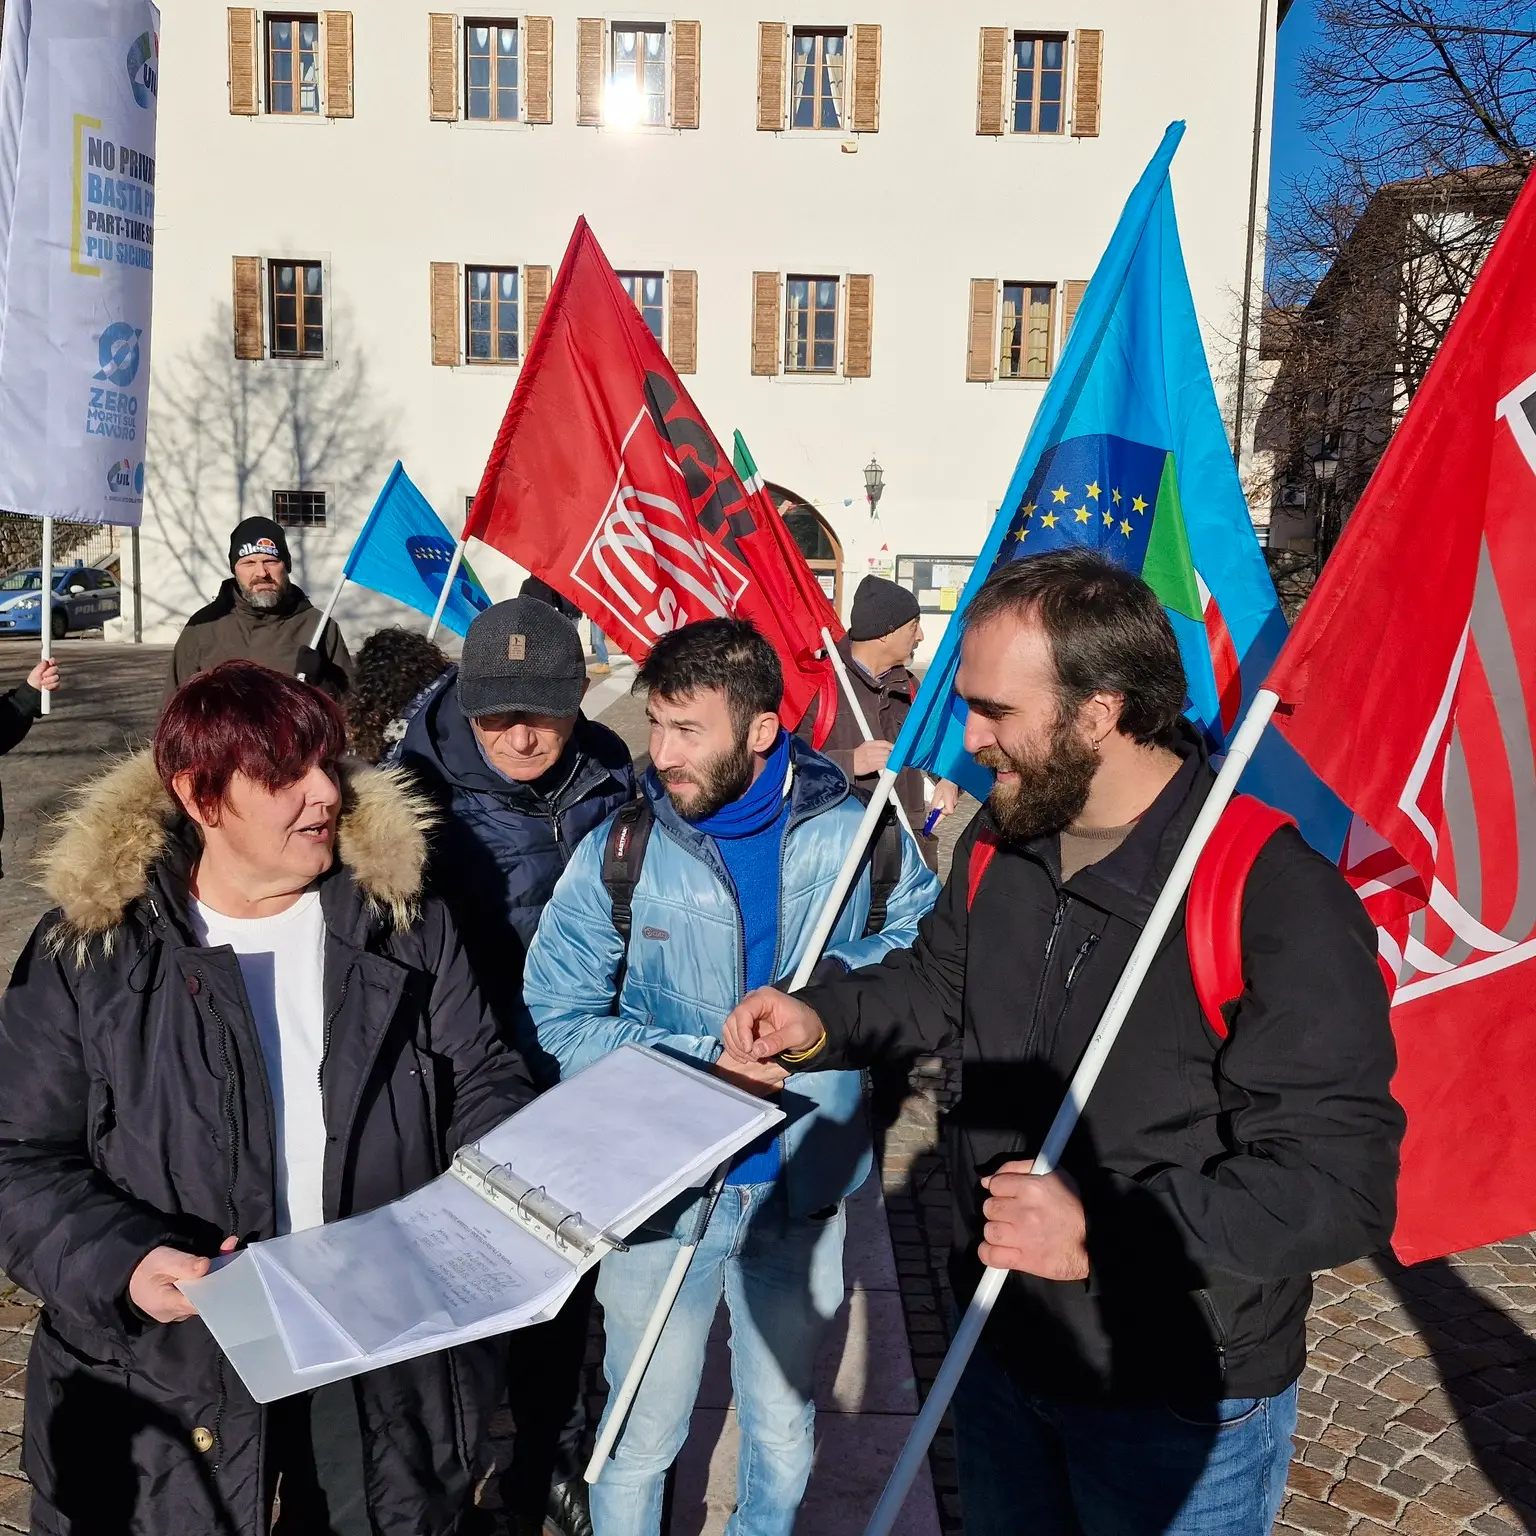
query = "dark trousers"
xmin=266 ymin=1381 xmax=372 ymax=1535
xmin=499 ymin=1267 xmax=599 ymax=1519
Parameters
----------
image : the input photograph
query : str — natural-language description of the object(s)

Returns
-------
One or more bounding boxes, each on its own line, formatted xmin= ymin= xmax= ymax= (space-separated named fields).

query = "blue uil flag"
xmin=344 ymin=463 xmax=492 ymax=637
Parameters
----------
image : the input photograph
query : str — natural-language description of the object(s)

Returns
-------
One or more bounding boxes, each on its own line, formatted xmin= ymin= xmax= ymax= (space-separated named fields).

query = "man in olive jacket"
xmin=725 ymin=550 xmax=1404 ymax=1536
xmin=0 ymin=662 xmax=532 ymax=1535
xmin=166 ymin=517 xmax=352 ymax=700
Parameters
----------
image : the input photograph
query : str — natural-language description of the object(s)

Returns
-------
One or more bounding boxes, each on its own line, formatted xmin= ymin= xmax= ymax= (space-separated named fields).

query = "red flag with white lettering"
xmin=467 ymin=219 xmax=835 ymax=729
xmin=1264 ymin=168 xmax=1536 ymax=1261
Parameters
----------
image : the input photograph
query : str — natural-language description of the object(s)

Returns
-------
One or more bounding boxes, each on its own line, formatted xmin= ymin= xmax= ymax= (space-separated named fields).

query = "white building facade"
xmin=127 ymin=0 xmax=1279 ymax=652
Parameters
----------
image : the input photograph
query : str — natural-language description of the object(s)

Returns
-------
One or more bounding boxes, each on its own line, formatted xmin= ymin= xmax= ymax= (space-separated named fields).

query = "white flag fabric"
xmin=0 ymin=0 xmax=159 ymax=526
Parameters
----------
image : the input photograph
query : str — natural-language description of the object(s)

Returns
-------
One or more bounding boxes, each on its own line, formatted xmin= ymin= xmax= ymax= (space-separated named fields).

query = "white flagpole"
xmin=821 ymin=625 xmax=919 ymax=841
xmin=861 ymin=688 xmax=1282 ymax=1536
xmin=38 ymin=517 xmax=53 ymax=717
xmin=300 ymin=571 xmax=348 ymax=683
xmin=587 ymin=768 xmax=902 ymax=1485
xmin=425 ymin=538 xmax=467 ymax=643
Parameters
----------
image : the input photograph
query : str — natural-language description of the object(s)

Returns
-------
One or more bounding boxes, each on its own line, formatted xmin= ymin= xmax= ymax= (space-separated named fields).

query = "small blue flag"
xmin=890 ymin=123 xmax=1348 ymax=858
xmin=345 ymin=463 xmax=492 ymax=638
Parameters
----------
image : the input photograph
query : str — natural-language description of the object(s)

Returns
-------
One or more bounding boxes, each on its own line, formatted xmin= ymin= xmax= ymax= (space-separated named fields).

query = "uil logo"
xmin=126 ymin=32 xmax=158 ymax=109
xmin=95 ymin=323 xmax=142 ymax=389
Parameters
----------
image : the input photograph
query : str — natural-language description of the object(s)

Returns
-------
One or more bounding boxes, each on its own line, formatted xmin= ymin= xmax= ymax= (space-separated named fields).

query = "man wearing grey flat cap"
xmin=392 ymin=596 xmax=632 ymax=1536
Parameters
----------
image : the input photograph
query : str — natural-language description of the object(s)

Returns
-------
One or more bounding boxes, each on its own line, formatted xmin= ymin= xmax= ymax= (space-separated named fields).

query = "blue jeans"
xmin=589 ymin=1183 xmax=846 ymax=1536
xmin=953 ymin=1339 xmax=1297 ymax=1535
xmin=591 ymin=624 xmax=610 ymax=664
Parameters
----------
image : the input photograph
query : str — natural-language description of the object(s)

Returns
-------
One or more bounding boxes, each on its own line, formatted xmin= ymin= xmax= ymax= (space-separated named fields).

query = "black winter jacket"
xmin=393 ymin=669 xmax=633 ymax=1082
xmin=0 ymin=754 xmax=535 ymax=1534
xmin=798 ymin=733 xmax=1404 ymax=1404
xmin=0 ymin=681 xmax=41 ymax=874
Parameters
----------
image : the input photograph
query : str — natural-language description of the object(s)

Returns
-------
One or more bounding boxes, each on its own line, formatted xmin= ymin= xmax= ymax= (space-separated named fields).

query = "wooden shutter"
xmin=967 ymin=279 xmax=997 ymax=382
xmin=233 ymin=258 xmax=263 ymax=360
xmin=976 ymin=27 xmax=1006 ymax=136
xmin=850 ymin=25 xmax=881 ymax=133
xmin=322 ymin=13 xmax=354 ymax=118
xmin=751 ymin=272 xmax=780 ymax=375
xmin=228 ymin=8 xmax=258 ymax=116
xmin=1062 ymin=279 xmax=1090 ymax=339
xmin=1072 ymin=30 xmax=1103 ymax=138
xmin=525 ymin=17 xmax=554 ymax=124
xmin=429 ymin=14 xmax=458 ymax=120
xmin=672 ymin=20 xmax=701 ymax=129
xmin=844 ymin=274 xmax=873 ymax=377
xmin=669 ymin=270 xmax=698 ymax=374
xmin=430 ymin=263 xmax=459 ymax=366
xmin=525 ymin=265 xmax=553 ymax=347
xmin=577 ymin=19 xmax=604 ymax=126
xmin=757 ymin=23 xmax=786 ymax=132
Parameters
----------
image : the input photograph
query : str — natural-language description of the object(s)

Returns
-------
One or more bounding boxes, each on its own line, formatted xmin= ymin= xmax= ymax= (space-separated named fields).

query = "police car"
xmin=0 ymin=566 xmax=122 ymax=638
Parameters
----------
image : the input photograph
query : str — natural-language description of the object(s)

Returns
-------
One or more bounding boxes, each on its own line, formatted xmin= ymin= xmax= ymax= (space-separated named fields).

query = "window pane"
xmin=1042 ymin=38 xmax=1064 ymax=68
xmin=497 ymin=328 xmax=518 ymax=360
xmin=814 ymin=310 xmax=836 ymax=342
xmin=303 ymin=325 xmax=324 ymax=355
xmin=1000 ymin=284 xmax=1023 ymax=377
xmin=497 ymin=27 xmax=517 ymax=59
xmin=816 ymin=279 xmax=837 ymax=309
xmin=303 ymin=264 xmax=322 ymax=296
xmin=470 ymin=269 xmax=490 ymax=300
xmin=468 ymin=52 xmax=491 ymax=88
xmin=1015 ymin=37 xmax=1035 ymax=68
xmin=275 ymin=265 xmax=296 ymax=294
xmin=642 ymin=276 xmax=661 ymax=306
xmin=614 ymin=29 xmax=637 ymax=62
xmin=469 ymin=328 xmax=490 ymax=360
xmin=813 ymin=339 xmax=834 ymax=371
xmin=1039 ymin=101 xmax=1061 ymax=134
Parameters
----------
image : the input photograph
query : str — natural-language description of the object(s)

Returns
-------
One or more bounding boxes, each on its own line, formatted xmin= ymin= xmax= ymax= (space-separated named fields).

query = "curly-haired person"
xmin=345 ymin=626 xmax=452 ymax=763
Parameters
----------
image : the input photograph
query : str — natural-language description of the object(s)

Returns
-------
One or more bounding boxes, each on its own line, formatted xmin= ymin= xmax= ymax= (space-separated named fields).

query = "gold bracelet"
xmin=778 ymin=1028 xmax=828 ymax=1065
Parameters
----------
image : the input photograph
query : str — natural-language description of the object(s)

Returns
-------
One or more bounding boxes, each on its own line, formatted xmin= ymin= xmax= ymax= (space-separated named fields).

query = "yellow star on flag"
xmin=1112 ymin=488 xmax=1122 ymax=505
xmin=1052 ymin=485 xmax=1070 ymax=504
xmin=1086 ymin=481 xmax=1101 ymax=499
xmin=1022 ymin=500 xmax=1037 ymax=518
xmin=1040 ymin=510 xmax=1060 ymax=528
xmin=1074 ymin=506 xmax=1091 ymax=524
xmin=1102 ymin=510 xmax=1115 ymax=527
xmin=1014 ymin=526 xmax=1028 ymax=541
xmin=1131 ymin=495 xmax=1148 ymax=514
xmin=1120 ymin=519 xmax=1134 ymax=537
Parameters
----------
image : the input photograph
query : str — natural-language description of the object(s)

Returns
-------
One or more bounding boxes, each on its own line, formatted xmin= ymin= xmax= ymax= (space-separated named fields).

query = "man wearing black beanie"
xmin=795 ymin=574 xmax=957 ymax=871
xmin=164 ymin=516 xmax=353 ymax=702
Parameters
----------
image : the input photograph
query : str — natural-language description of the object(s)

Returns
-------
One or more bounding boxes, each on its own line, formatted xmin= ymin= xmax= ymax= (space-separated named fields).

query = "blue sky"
xmin=1270 ymin=0 xmax=1325 ymax=200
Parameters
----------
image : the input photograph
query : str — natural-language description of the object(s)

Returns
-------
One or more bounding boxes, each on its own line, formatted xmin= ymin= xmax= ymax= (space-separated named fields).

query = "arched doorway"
xmin=769 ymin=483 xmax=844 ymax=614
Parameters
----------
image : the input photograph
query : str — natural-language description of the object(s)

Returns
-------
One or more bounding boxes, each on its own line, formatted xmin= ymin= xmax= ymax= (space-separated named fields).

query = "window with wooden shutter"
xmin=844 ymin=274 xmax=873 ymax=377
xmin=850 ymin=25 xmax=880 ymax=133
xmin=672 ymin=20 xmax=701 ymax=129
xmin=757 ymin=23 xmax=786 ymax=132
xmin=233 ymin=257 xmax=264 ymax=360
xmin=1062 ymin=278 xmax=1090 ymax=338
xmin=524 ymin=17 xmax=554 ymax=124
xmin=322 ymin=13 xmax=353 ymax=118
xmin=524 ymin=264 xmax=553 ymax=347
xmin=967 ymin=279 xmax=997 ymax=382
xmin=577 ymin=18 xmax=604 ymax=126
xmin=428 ymin=13 xmax=457 ymax=119
xmin=669 ymin=270 xmax=698 ymax=374
xmin=430 ymin=262 xmax=459 ymax=365
xmin=976 ymin=27 xmax=1006 ymax=136
xmin=751 ymin=272 xmax=780 ymax=375
xmin=1072 ymin=30 xmax=1103 ymax=138
xmin=229 ymin=9 xmax=259 ymax=115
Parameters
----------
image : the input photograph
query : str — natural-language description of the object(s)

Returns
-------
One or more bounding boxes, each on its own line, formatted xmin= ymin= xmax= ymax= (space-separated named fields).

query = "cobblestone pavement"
xmin=0 ymin=647 xmax=1531 ymax=1533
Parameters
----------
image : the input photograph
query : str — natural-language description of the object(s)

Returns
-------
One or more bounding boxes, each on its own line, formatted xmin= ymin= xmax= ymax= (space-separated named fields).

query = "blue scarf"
xmin=696 ymin=730 xmax=793 ymax=1186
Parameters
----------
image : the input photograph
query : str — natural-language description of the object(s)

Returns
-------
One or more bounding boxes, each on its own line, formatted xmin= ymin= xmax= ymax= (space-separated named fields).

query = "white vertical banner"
xmin=0 ymin=0 xmax=159 ymax=526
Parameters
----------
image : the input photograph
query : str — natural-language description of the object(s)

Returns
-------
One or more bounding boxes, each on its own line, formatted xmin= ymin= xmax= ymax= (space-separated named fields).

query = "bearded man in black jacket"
xmin=724 ymin=549 xmax=1404 ymax=1536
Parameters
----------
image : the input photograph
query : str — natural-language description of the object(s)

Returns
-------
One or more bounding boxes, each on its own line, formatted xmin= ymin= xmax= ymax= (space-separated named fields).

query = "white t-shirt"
xmin=190 ymin=890 xmax=329 ymax=1235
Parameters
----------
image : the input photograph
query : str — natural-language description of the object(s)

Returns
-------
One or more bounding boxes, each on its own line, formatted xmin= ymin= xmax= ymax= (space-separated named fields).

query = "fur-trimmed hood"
xmin=38 ymin=751 xmax=436 ymax=958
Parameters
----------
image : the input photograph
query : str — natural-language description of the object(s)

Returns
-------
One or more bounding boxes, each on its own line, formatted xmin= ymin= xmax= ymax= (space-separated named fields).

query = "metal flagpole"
xmin=300 ymin=570 xmax=348 ymax=683
xmin=821 ymin=625 xmax=919 ymax=841
xmin=130 ymin=525 xmax=142 ymax=643
xmin=860 ymin=688 xmax=1282 ymax=1536
xmin=425 ymin=538 xmax=467 ymax=643
xmin=586 ymin=766 xmax=903 ymax=1485
xmin=38 ymin=516 xmax=52 ymax=716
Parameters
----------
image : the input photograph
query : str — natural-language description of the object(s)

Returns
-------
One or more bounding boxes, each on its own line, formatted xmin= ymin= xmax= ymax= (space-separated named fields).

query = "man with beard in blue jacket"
xmin=523 ymin=618 xmax=940 ymax=1536
xmin=394 ymin=595 xmax=633 ymax=1536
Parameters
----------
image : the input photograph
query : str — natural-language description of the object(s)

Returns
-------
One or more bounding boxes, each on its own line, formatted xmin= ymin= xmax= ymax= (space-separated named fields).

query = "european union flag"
xmin=345 ymin=462 xmax=491 ymax=639
xmin=889 ymin=122 xmax=1348 ymax=857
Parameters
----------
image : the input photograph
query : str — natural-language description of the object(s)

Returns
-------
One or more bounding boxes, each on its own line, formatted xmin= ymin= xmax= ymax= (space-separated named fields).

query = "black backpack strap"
xmin=601 ymin=798 xmax=655 ymax=948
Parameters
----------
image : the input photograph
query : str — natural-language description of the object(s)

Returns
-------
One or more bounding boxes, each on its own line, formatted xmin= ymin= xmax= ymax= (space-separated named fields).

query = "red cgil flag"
xmin=1264 ymin=167 xmax=1536 ymax=1262
xmin=466 ymin=218 xmax=836 ymax=731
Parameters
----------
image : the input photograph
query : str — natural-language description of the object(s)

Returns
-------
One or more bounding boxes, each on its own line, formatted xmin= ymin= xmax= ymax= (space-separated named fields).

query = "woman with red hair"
xmin=0 ymin=660 xmax=534 ymax=1535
